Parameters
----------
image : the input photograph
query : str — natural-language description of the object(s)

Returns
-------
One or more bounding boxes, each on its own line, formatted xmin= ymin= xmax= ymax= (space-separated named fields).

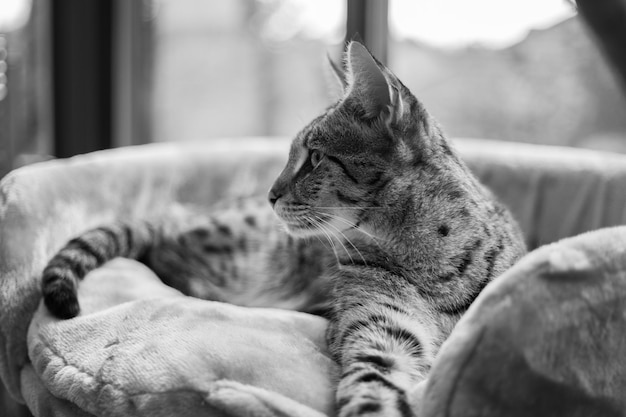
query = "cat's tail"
xmin=42 ymin=221 xmax=156 ymax=319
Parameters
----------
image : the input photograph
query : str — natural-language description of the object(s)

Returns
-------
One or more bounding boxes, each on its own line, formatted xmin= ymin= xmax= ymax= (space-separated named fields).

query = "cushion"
xmin=422 ymin=226 xmax=626 ymax=416
xmin=26 ymin=259 xmax=335 ymax=417
xmin=3 ymin=137 xmax=626 ymax=416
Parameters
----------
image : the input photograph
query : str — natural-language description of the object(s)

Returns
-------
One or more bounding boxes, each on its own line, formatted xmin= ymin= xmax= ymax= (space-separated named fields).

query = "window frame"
xmin=42 ymin=0 xmax=389 ymax=159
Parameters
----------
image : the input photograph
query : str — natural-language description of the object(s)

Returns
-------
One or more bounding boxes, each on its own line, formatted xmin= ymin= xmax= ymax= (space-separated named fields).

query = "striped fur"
xmin=42 ymin=198 xmax=333 ymax=318
xmin=267 ymin=42 xmax=526 ymax=416
xmin=42 ymin=42 xmax=526 ymax=416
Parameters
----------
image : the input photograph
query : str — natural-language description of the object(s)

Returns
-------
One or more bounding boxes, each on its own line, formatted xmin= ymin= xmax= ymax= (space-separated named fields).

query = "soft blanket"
xmin=26 ymin=259 xmax=336 ymax=417
xmin=423 ymin=226 xmax=626 ymax=416
xmin=2 ymin=138 xmax=626 ymax=416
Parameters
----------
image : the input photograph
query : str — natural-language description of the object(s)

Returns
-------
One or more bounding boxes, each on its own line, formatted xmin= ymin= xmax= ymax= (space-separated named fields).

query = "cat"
xmin=42 ymin=42 xmax=526 ymax=417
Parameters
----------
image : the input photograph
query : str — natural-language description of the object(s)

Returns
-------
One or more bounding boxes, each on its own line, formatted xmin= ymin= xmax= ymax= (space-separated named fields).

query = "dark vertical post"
xmin=577 ymin=0 xmax=626 ymax=94
xmin=112 ymin=0 xmax=154 ymax=147
xmin=51 ymin=0 xmax=113 ymax=158
xmin=346 ymin=0 xmax=388 ymax=64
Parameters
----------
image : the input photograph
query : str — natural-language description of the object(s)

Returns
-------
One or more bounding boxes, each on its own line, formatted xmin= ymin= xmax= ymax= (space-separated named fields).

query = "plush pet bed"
xmin=1 ymin=138 xmax=626 ymax=416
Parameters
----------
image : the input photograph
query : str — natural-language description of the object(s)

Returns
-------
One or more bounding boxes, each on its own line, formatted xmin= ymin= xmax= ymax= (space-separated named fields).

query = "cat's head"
xmin=269 ymin=41 xmax=451 ymax=238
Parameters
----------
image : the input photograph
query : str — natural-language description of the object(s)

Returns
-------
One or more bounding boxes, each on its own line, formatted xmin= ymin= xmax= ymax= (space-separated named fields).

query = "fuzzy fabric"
xmin=2 ymin=138 xmax=626 ymax=416
xmin=26 ymin=259 xmax=335 ymax=417
xmin=422 ymin=226 xmax=626 ymax=417
xmin=0 ymin=138 xmax=290 ymax=405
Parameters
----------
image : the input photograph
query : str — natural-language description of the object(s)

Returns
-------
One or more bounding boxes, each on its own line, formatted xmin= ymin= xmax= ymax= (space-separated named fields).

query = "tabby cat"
xmin=42 ymin=42 xmax=526 ymax=416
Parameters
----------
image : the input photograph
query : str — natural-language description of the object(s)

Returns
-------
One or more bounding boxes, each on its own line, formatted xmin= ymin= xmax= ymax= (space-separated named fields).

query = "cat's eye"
xmin=310 ymin=150 xmax=324 ymax=167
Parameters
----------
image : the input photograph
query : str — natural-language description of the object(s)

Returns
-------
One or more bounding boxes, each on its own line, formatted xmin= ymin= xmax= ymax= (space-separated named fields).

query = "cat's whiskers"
xmin=308 ymin=213 xmax=342 ymax=264
xmin=304 ymin=215 xmax=332 ymax=248
xmin=273 ymin=220 xmax=289 ymax=232
xmin=310 ymin=213 xmax=356 ymax=265
xmin=305 ymin=216 xmax=335 ymax=253
xmin=314 ymin=206 xmax=388 ymax=210
xmin=319 ymin=211 xmax=390 ymax=252
xmin=331 ymin=224 xmax=368 ymax=266
xmin=313 ymin=205 xmax=392 ymax=247
xmin=311 ymin=231 xmax=334 ymax=253
xmin=314 ymin=213 xmax=367 ymax=266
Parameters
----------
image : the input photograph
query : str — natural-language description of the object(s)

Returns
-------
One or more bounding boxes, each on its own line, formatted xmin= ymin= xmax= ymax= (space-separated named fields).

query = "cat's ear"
xmin=344 ymin=42 xmax=392 ymax=119
xmin=327 ymin=53 xmax=348 ymax=91
xmin=342 ymin=42 xmax=410 ymax=125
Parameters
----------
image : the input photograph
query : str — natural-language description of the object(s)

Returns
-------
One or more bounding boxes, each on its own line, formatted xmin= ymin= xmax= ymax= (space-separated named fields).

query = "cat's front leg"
xmin=329 ymin=295 xmax=437 ymax=417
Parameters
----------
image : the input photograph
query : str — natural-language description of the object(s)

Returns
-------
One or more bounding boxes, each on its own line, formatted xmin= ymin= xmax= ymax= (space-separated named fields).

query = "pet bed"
xmin=1 ymin=137 xmax=626 ymax=416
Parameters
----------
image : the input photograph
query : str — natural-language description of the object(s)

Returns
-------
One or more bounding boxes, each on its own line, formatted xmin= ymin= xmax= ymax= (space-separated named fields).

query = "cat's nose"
xmin=268 ymin=188 xmax=282 ymax=207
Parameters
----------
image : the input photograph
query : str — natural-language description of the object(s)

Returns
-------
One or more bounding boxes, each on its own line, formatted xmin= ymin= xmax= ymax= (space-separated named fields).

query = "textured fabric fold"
xmin=422 ymin=226 xmax=626 ymax=417
xmin=27 ymin=259 xmax=336 ymax=416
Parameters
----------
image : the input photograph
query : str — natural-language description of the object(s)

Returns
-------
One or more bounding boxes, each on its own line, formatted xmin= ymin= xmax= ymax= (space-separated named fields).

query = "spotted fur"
xmin=268 ymin=42 xmax=526 ymax=416
xmin=42 ymin=42 xmax=526 ymax=416
xmin=42 ymin=197 xmax=332 ymax=318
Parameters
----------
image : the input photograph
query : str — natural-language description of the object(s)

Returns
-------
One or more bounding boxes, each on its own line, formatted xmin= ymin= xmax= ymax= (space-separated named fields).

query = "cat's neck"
xmin=338 ymin=179 xmax=488 ymax=273
xmin=338 ymin=212 xmax=432 ymax=273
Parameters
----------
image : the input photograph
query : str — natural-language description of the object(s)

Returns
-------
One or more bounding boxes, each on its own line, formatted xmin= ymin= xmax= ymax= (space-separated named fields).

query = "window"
xmin=388 ymin=0 xmax=626 ymax=153
xmin=1 ymin=0 xmax=626 ymax=176
xmin=151 ymin=0 xmax=346 ymax=142
xmin=0 ymin=0 xmax=53 ymax=177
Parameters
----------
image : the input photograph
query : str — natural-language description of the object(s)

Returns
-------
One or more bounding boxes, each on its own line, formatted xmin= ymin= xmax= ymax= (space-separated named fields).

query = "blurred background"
xmin=1 ymin=0 xmax=626 ymax=180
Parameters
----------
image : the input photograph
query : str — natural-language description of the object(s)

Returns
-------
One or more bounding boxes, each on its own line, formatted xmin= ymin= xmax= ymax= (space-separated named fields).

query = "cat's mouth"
xmin=274 ymin=202 xmax=355 ymax=238
xmin=276 ymin=208 xmax=327 ymax=237
xmin=282 ymin=220 xmax=323 ymax=237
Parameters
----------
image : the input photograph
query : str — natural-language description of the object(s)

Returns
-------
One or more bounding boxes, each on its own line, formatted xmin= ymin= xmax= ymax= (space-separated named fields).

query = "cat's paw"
xmin=42 ymin=272 xmax=80 ymax=319
xmin=337 ymin=388 xmax=415 ymax=417
xmin=338 ymin=399 xmax=413 ymax=417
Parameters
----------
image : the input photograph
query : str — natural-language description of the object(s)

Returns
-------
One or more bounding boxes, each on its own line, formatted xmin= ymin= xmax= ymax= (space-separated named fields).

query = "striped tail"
xmin=42 ymin=222 xmax=155 ymax=318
